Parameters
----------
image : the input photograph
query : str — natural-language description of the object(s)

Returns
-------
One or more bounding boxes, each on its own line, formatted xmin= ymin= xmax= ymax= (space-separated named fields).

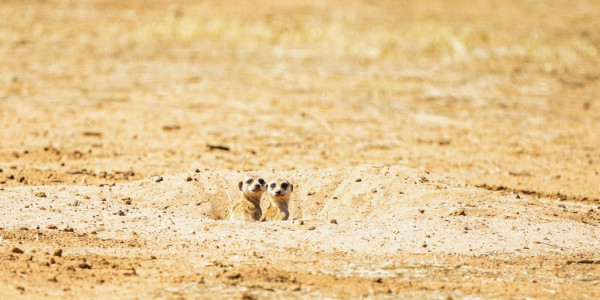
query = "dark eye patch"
xmin=258 ymin=178 xmax=265 ymax=185
xmin=270 ymin=183 xmax=276 ymax=189
xmin=246 ymin=178 xmax=253 ymax=184
xmin=281 ymin=182 xmax=289 ymax=190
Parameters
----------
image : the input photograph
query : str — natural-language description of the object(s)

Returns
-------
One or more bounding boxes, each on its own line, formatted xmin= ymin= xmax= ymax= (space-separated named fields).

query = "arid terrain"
xmin=0 ymin=0 xmax=599 ymax=298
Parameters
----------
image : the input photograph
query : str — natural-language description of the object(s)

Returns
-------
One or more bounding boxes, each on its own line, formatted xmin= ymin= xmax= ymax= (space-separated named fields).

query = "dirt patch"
xmin=1 ymin=0 xmax=599 ymax=298
xmin=1 ymin=166 xmax=599 ymax=298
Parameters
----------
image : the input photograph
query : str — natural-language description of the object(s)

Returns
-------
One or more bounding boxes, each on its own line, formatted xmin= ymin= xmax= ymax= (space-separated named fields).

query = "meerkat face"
xmin=267 ymin=179 xmax=293 ymax=199
xmin=238 ymin=176 xmax=266 ymax=197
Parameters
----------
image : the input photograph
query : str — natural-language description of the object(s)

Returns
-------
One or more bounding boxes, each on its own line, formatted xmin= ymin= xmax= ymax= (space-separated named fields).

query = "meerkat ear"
xmin=238 ymin=181 xmax=243 ymax=191
xmin=290 ymin=183 xmax=293 ymax=192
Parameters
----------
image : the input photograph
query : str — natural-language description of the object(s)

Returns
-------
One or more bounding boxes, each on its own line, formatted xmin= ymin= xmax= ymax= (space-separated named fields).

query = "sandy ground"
xmin=1 ymin=0 xmax=599 ymax=298
xmin=1 ymin=166 xmax=599 ymax=298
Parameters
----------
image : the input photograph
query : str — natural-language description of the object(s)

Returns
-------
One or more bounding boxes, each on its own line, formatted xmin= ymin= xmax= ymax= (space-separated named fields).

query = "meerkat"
xmin=261 ymin=179 xmax=293 ymax=221
xmin=228 ymin=176 xmax=266 ymax=221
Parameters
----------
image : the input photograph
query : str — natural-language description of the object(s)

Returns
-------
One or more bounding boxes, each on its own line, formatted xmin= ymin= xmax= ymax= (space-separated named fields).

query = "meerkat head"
xmin=267 ymin=179 xmax=293 ymax=200
xmin=238 ymin=176 xmax=266 ymax=198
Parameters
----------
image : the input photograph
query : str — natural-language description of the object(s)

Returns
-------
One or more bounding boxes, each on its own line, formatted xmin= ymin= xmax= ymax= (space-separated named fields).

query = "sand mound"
xmin=3 ymin=164 xmax=523 ymax=222
xmin=1 ymin=164 xmax=598 ymax=256
xmin=1 ymin=165 xmax=599 ymax=298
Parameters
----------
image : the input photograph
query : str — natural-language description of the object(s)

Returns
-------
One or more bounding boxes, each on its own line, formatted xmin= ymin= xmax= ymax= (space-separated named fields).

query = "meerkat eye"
xmin=281 ymin=182 xmax=289 ymax=190
xmin=246 ymin=178 xmax=253 ymax=184
xmin=270 ymin=183 xmax=276 ymax=189
xmin=258 ymin=178 xmax=265 ymax=185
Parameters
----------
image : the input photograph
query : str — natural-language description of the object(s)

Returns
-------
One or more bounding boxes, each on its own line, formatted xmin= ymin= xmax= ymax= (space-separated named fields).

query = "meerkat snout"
xmin=239 ymin=177 xmax=266 ymax=195
xmin=268 ymin=180 xmax=293 ymax=198
xmin=228 ymin=176 xmax=266 ymax=221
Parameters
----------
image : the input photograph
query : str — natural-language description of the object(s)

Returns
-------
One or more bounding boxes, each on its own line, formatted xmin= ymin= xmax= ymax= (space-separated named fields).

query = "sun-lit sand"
xmin=1 ymin=0 xmax=599 ymax=298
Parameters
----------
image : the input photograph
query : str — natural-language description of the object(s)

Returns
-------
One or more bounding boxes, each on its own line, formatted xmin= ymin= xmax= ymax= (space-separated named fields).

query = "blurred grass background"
xmin=0 ymin=0 xmax=598 ymax=200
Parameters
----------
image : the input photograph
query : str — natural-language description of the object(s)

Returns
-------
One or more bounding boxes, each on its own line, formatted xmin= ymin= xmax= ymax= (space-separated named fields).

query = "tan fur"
xmin=261 ymin=201 xmax=289 ymax=221
xmin=261 ymin=179 xmax=293 ymax=221
xmin=228 ymin=176 xmax=266 ymax=221
xmin=228 ymin=195 xmax=262 ymax=221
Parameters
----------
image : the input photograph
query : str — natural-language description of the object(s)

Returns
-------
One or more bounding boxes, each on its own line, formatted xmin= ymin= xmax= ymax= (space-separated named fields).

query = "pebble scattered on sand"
xmin=79 ymin=262 xmax=92 ymax=269
xmin=54 ymin=249 xmax=63 ymax=257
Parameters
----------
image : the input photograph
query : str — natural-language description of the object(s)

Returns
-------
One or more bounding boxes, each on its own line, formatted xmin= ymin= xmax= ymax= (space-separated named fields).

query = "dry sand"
xmin=1 ymin=0 xmax=599 ymax=298
xmin=1 ymin=166 xmax=599 ymax=298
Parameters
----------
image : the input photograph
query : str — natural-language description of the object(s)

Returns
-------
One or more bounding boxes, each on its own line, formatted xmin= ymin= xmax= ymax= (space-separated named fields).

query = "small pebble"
xmin=54 ymin=249 xmax=63 ymax=257
xmin=79 ymin=263 xmax=92 ymax=269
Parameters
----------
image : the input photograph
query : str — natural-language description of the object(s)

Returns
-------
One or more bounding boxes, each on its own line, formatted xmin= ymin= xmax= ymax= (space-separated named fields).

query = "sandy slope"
xmin=1 ymin=165 xmax=599 ymax=298
xmin=1 ymin=0 xmax=600 ymax=298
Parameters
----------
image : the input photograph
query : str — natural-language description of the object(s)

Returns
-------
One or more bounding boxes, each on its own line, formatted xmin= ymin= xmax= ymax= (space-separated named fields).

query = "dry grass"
xmin=0 ymin=0 xmax=599 ymax=193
